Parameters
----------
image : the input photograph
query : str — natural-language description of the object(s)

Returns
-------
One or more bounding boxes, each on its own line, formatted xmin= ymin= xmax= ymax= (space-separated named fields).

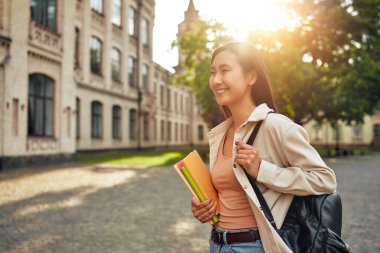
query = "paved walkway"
xmin=0 ymin=154 xmax=379 ymax=253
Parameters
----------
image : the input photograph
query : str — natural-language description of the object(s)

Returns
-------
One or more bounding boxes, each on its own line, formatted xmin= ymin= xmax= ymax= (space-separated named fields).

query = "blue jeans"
xmin=209 ymin=228 xmax=264 ymax=253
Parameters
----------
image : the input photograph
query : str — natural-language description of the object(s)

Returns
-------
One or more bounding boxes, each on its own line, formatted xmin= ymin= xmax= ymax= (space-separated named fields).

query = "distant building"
xmin=0 ymin=0 xmax=208 ymax=170
xmin=303 ymin=112 xmax=380 ymax=150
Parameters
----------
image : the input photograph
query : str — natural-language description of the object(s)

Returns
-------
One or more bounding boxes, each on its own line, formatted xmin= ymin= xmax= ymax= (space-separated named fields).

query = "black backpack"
xmin=245 ymin=120 xmax=351 ymax=253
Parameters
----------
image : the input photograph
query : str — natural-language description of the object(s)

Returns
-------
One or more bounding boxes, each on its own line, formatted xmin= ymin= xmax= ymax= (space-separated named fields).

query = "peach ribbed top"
xmin=211 ymin=135 xmax=257 ymax=230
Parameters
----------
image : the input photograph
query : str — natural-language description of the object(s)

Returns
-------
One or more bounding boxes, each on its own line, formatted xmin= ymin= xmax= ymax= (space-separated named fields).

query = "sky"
xmin=152 ymin=0 xmax=295 ymax=72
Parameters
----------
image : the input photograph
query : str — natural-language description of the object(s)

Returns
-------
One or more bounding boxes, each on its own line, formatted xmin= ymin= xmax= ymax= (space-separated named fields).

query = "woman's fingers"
xmin=197 ymin=200 xmax=217 ymax=223
xmin=191 ymin=199 xmax=217 ymax=223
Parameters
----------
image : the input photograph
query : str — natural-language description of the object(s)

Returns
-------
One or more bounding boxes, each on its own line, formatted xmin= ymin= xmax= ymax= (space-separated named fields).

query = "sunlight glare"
xmin=200 ymin=0 xmax=297 ymax=40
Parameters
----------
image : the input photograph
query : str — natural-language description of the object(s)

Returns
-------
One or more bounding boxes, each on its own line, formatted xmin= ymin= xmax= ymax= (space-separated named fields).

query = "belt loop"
xmin=223 ymin=231 xmax=228 ymax=246
xmin=250 ymin=230 xmax=255 ymax=241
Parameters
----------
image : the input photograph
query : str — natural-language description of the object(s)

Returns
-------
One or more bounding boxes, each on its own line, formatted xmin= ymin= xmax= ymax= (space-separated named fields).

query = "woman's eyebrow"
xmin=211 ymin=63 xmax=231 ymax=69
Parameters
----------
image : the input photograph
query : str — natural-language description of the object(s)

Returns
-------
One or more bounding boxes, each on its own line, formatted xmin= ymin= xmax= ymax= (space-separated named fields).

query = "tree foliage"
xmin=172 ymin=20 xmax=232 ymax=128
xmin=172 ymin=1 xmax=380 ymax=127
xmin=282 ymin=0 xmax=380 ymax=125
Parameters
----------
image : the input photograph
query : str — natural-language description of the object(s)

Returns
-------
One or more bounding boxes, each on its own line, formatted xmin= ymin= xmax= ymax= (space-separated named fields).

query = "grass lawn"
xmin=76 ymin=145 xmax=371 ymax=167
xmin=76 ymin=146 xmax=209 ymax=167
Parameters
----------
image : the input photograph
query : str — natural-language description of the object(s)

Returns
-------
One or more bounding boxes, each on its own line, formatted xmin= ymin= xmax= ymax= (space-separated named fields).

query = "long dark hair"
xmin=211 ymin=41 xmax=277 ymax=118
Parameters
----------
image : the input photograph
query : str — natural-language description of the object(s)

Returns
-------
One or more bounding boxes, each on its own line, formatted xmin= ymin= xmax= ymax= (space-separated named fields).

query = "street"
xmin=1 ymin=154 xmax=379 ymax=253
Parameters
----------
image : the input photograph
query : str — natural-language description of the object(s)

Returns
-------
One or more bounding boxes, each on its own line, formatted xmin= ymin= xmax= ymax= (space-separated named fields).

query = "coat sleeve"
xmin=256 ymin=122 xmax=337 ymax=195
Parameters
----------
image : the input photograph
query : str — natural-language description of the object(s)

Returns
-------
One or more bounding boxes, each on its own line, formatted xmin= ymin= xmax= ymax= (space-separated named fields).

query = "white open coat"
xmin=207 ymin=103 xmax=337 ymax=253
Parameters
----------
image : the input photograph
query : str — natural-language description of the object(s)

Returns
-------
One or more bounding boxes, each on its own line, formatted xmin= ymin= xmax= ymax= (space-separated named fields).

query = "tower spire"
xmin=184 ymin=0 xmax=199 ymax=21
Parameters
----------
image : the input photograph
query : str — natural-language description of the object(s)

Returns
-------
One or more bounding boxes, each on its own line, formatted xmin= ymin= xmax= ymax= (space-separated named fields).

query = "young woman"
xmin=191 ymin=41 xmax=337 ymax=253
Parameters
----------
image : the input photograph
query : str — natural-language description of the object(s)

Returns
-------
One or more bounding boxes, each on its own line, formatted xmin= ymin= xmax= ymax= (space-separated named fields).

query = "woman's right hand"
xmin=191 ymin=198 xmax=217 ymax=224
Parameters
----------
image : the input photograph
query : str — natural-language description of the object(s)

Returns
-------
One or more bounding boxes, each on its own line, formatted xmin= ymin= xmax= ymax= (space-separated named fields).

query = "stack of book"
xmin=173 ymin=150 xmax=219 ymax=223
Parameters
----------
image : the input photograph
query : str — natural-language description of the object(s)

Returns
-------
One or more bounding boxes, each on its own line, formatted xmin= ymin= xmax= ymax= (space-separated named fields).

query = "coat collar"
xmin=207 ymin=103 xmax=274 ymax=138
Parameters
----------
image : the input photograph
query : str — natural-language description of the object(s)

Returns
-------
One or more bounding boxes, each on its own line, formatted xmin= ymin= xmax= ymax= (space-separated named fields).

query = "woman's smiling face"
xmin=210 ymin=50 xmax=256 ymax=107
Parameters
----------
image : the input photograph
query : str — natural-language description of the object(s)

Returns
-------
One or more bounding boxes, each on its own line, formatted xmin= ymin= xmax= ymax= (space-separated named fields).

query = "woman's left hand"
xmin=235 ymin=140 xmax=261 ymax=179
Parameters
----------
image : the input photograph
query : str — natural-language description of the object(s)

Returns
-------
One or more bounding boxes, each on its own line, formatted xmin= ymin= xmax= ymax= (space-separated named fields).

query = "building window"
xmin=12 ymin=98 xmax=19 ymax=136
xmin=76 ymin=97 xmax=80 ymax=139
xmin=186 ymin=97 xmax=189 ymax=114
xmin=143 ymin=112 xmax=149 ymax=141
xmin=160 ymin=120 xmax=165 ymax=141
xmin=142 ymin=63 xmax=149 ymax=91
xmin=129 ymin=109 xmax=137 ymax=140
xmin=352 ymin=124 xmax=362 ymax=139
xmin=128 ymin=7 xmax=136 ymax=36
xmin=186 ymin=124 xmax=190 ymax=142
xmin=374 ymin=124 xmax=380 ymax=137
xmin=128 ymin=56 xmax=136 ymax=87
xmin=74 ymin=27 xmax=80 ymax=68
xmin=111 ymin=47 xmax=121 ymax=81
xmin=333 ymin=125 xmax=340 ymax=141
xmin=90 ymin=36 xmax=102 ymax=75
xmin=160 ymin=86 xmax=165 ymax=106
xmin=174 ymin=92 xmax=177 ymax=111
xmin=180 ymin=94 xmax=183 ymax=112
xmin=91 ymin=101 xmax=102 ymax=138
xmin=167 ymin=121 xmax=171 ymax=142
xmin=91 ymin=0 xmax=103 ymax=14
xmin=111 ymin=0 xmax=121 ymax=26
xmin=142 ymin=18 xmax=149 ymax=46
xmin=112 ymin=105 xmax=121 ymax=139
xmin=181 ymin=124 xmax=184 ymax=142
xmin=28 ymin=74 xmax=54 ymax=137
xmin=175 ymin=122 xmax=178 ymax=142
xmin=313 ymin=124 xmax=322 ymax=141
xmin=167 ymin=88 xmax=171 ymax=110
xmin=198 ymin=125 xmax=204 ymax=141
xmin=30 ymin=0 xmax=57 ymax=31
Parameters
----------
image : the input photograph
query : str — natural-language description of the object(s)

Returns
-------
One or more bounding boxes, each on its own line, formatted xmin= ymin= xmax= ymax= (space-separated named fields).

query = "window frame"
xmin=30 ymin=0 xmax=57 ymax=31
xmin=128 ymin=56 xmax=136 ymax=87
xmin=142 ymin=63 xmax=149 ymax=91
xmin=91 ymin=0 xmax=103 ymax=14
xmin=128 ymin=6 xmax=137 ymax=37
xmin=91 ymin=101 xmax=103 ymax=139
xmin=90 ymin=36 xmax=102 ymax=75
xmin=111 ymin=47 xmax=121 ymax=82
xmin=28 ymin=73 xmax=54 ymax=137
xmin=129 ymin=109 xmax=137 ymax=141
xmin=111 ymin=0 xmax=122 ymax=26
xmin=112 ymin=105 xmax=122 ymax=139
xmin=142 ymin=17 xmax=149 ymax=46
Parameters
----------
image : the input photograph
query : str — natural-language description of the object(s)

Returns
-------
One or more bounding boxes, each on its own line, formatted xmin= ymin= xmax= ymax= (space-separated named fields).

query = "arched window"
xmin=112 ymin=105 xmax=121 ymax=139
xmin=129 ymin=109 xmax=137 ymax=140
xmin=128 ymin=6 xmax=136 ymax=36
xmin=90 ymin=36 xmax=102 ymax=75
xmin=91 ymin=101 xmax=102 ymax=138
xmin=28 ymin=74 xmax=54 ymax=137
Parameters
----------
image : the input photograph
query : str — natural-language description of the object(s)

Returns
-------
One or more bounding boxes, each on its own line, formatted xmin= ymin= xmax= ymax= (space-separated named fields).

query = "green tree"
xmin=247 ymin=0 xmax=380 ymax=127
xmin=287 ymin=0 xmax=380 ymax=125
xmin=172 ymin=20 xmax=232 ymax=128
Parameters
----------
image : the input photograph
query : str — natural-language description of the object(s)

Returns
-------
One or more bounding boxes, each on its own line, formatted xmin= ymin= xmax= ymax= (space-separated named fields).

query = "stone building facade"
xmin=0 ymin=0 xmax=208 ymax=169
xmin=1 ymin=0 xmax=379 ymax=170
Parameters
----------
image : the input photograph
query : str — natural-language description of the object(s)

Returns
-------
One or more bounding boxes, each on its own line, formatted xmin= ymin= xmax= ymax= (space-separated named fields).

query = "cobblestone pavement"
xmin=0 ymin=153 xmax=379 ymax=253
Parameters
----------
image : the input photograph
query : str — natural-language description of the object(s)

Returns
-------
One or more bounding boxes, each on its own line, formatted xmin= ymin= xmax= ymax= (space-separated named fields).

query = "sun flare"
xmin=199 ymin=0 xmax=298 ymax=39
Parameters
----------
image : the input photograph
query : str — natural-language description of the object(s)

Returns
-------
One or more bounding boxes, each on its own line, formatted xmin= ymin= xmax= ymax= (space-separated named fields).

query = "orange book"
xmin=173 ymin=150 xmax=219 ymax=221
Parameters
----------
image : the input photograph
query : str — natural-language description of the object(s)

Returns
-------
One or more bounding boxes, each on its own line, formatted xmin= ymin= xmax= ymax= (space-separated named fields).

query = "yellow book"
xmin=174 ymin=150 xmax=219 ymax=222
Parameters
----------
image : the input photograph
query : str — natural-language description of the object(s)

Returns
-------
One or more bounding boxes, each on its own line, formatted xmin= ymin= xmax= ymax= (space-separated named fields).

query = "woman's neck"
xmin=229 ymin=102 xmax=256 ymax=130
